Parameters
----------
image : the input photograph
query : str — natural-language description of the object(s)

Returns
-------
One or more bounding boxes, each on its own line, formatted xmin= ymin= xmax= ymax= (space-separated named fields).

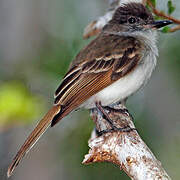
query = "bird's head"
xmin=104 ymin=3 xmax=172 ymax=34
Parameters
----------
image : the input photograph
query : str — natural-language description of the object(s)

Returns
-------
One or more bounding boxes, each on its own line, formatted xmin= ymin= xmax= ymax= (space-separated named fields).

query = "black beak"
xmin=151 ymin=20 xmax=173 ymax=29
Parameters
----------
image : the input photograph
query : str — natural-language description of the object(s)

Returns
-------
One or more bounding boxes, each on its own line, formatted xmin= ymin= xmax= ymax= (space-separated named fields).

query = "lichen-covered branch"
xmin=82 ymin=103 xmax=171 ymax=180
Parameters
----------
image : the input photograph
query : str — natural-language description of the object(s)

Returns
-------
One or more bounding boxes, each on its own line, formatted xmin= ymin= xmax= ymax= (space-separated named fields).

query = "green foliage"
xmin=167 ymin=0 xmax=175 ymax=15
xmin=161 ymin=26 xmax=170 ymax=33
xmin=147 ymin=0 xmax=176 ymax=34
xmin=154 ymin=15 xmax=162 ymax=20
xmin=150 ymin=0 xmax=156 ymax=7
xmin=0 ymin=81 xmax=45 ymax=126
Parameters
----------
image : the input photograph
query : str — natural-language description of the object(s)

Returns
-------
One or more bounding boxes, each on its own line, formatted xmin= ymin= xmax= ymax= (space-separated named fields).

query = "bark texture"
xmin=83 ymin=103 xmax=171 ymax=180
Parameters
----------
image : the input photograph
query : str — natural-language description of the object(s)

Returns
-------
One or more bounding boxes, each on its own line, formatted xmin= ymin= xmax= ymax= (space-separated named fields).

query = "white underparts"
xmin=82 ymin=30 xmax=158 ymax=109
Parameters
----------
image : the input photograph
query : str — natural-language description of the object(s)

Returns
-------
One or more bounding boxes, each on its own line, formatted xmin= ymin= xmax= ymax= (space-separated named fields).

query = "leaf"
xmin=150 ymin=0 xmax=156 ymax=7
xmin=167 ymin=0 xmax=175 ymax=15
xmin=154 ymin=15 xmax=161 ymax=20
xmin=161 ymin=26 xmax=170 ymax=33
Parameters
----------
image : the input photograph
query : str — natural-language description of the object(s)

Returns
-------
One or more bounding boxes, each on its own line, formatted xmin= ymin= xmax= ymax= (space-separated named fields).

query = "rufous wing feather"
xmin=52 ymin=43 xmax=142 ymax=127
xmin=51 ymin=70 xmax=113 ymax=126
xmin=7 ymin=105 xmax=61 ymax=178
xmin=7 ymin=33 xmax=143 ymax=177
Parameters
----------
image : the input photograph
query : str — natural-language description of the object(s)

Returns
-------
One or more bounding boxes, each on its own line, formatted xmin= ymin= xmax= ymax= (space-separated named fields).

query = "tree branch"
xmin=82 ymin=103 xmax=171 ymax=180
xmin=147 ymin=0 xmax=180 ymax=24
xmin=82 ymin=0 xmax=172 ymax=179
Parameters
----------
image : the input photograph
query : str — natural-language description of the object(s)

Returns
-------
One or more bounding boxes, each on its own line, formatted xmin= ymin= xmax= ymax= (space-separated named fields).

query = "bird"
xmin=7 ymin=2 xmax=172 ymax=177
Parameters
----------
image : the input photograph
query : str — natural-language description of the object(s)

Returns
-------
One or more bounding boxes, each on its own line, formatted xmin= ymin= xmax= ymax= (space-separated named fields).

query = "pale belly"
xmin=81 ymin=54 xmax=157 ymax=109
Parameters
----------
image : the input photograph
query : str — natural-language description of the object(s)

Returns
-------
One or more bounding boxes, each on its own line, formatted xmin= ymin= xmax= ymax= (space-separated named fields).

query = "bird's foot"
xmin=104 ymin=104 xmax=134 ymax=121
xmin=95 ymin=101 xmax=136 ymax=136
xmin=95 ymin=101 xmax=116 ymax=129
xmin=95 ymin=126 xmax=137 ymax=136
xmin=103 ymin=105 xmax=129 ymax=116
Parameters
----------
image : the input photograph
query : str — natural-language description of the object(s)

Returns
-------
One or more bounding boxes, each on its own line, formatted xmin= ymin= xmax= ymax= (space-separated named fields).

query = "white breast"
xmin=82 ymin=31 xmax=158 ymax=109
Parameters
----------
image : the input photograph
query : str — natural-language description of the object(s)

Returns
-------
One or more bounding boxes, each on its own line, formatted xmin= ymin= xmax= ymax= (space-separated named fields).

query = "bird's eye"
xmin=128 ymin=17 xmax=136 ymax=24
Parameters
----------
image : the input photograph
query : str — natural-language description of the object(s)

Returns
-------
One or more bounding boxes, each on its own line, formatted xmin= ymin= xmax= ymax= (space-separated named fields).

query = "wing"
xmin=52 ymin=34 xmax=144 ymax=126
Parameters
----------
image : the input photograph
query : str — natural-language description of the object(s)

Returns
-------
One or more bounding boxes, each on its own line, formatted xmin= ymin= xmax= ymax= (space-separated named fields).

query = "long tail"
xmin=7 ymin=105 xmax=61 ymax=178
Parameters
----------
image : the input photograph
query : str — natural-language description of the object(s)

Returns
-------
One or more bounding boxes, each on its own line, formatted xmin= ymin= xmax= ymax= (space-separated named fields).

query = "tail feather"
xmin=7 ymin=105 xmax=61 ymax=178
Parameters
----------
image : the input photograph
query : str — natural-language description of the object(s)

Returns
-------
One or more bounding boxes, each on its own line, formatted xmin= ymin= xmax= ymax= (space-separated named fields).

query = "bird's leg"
xmin=95 ymin=101 xmax=136 ymax=136
xmin=95 ymin=101 xmax=118 ymax=130
xmin=103 ymin=105 xmax=134 ymax=121
xmin=95 ymin=126 xmax=135 ymax=137
xmin=103 ymin=106 xmax=129 ymax=115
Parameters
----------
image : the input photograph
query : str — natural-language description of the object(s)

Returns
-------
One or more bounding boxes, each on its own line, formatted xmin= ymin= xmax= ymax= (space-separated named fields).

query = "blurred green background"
xmin=0 ymin=0 xmax=180 ymax=179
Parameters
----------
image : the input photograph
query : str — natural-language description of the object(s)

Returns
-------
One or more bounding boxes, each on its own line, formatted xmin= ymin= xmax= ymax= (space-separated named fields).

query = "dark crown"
xmin=111 ymin=3 xmax=154 ymax=24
